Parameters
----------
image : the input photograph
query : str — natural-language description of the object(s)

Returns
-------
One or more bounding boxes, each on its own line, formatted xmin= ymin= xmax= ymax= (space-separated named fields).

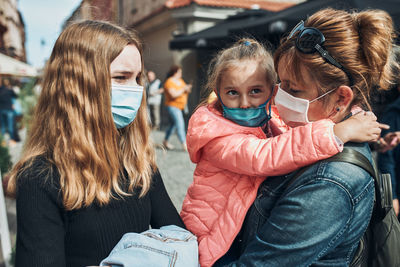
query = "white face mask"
xmin=274 ymin=84 xmax=336 ymax=127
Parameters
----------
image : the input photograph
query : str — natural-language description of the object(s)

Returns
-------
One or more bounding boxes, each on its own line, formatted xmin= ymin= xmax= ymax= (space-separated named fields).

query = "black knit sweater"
xmin=15 ymin=157 xmax=185 ymax=267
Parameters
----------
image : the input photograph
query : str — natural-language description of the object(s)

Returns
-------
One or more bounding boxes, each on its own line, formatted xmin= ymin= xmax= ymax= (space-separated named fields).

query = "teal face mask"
xmin=218 ymin=91 xmax=273 ymax=127
xmin=111 ymin=84 xmax=143 ymax=129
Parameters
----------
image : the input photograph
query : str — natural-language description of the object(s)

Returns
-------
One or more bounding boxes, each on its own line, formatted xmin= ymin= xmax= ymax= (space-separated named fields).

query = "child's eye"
xmin=226 ymin=90 xmax=238 ymax=96
xmin=250 ymin=88 xmax=262 ymax=94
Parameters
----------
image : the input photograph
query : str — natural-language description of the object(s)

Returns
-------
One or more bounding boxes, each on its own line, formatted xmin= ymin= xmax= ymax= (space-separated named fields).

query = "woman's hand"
xmin=333 ymin=111 xmax=381 ymax=143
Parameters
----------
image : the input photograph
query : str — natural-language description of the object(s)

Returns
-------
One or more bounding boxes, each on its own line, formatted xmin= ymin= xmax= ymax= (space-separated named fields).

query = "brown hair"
xmin=202 ymin=38 xmax=276 ymax=109
xmin=166 ymin=65 xmax=181 ymax=78
xmin=8 ymin=20 xmax=156 ymax=210
xmin=274 ymin=8 xmax=399 ymax=109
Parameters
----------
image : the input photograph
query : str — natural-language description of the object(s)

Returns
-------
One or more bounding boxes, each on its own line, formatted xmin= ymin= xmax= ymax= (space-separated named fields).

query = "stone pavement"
xmin=0 ymin=129 xmax=195 ymax=266
xmin=151 ymin=130 xmax=195 ymax=211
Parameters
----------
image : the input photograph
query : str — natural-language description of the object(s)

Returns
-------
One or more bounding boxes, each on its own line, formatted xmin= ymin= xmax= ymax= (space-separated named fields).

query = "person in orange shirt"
xmin=163 ymin=65 xmax=192 ymax=151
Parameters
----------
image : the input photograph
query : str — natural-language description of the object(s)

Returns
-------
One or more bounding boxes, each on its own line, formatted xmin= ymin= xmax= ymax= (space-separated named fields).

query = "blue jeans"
xmin=100 ymin=225 xmax=198 ymax=267
xmin=0 ymin=109 xmax=15 ymax=140
xmin=165 ymin=106 xmax=186 ymax=143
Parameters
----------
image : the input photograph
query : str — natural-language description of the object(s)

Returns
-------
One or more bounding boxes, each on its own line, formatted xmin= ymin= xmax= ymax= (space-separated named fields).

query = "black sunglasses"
xmin=288 ymin=20 xmax=354 ymax=86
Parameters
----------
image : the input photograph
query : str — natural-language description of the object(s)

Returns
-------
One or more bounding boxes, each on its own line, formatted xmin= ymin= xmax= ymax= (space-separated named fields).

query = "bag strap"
xmin=324 ymin=148 xmax=376 ymax=178
xmin=287 ymin=147 xmax=388 ymax=217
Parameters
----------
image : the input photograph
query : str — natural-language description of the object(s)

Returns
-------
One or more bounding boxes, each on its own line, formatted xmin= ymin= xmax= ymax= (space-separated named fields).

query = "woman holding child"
xmin=182 ymin=7 xmax=397 ymax=267
xmin=224 ymin=8 xmax=398 ymax=266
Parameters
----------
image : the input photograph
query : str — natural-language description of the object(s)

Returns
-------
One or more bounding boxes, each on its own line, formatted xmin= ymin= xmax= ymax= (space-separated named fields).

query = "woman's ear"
xmin=334 ymin=85 xmax=353 ymax=109
xmin=328 ymin=85 xmax=353 ymax=122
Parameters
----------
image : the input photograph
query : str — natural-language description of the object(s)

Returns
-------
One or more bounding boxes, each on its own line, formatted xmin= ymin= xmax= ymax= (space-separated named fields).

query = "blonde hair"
xmin=7 ymin=20 xmax=156 ymax=210
xmin=274 ymin=8 xmax=399 ymax=109
xmin=202 ymin=38 xmax=276 ymax=108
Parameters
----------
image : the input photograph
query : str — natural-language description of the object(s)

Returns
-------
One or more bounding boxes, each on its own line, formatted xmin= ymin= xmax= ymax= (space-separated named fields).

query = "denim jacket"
xmin=100 ymin=225 xmax=199 ymax=267
xmin=227 ymin=143 xmax=375 ymax=267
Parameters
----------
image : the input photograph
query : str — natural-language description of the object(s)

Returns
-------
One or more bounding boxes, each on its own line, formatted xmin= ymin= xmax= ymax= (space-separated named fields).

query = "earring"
xmin=336 ymin=107 xmax=340 ymax=112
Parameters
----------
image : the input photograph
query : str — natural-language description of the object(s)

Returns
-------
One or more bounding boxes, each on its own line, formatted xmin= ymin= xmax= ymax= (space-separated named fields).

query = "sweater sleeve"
xmin=149 ymin=170 xmax=185 ymax=229
xmin=15 ymin=165 xmax=66 ymax=267
xmin=203 ymin=119 xmax=341 ymax=177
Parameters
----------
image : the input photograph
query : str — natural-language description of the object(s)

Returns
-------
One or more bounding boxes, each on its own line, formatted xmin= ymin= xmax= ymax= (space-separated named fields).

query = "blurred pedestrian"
xmin=146 ymin=70 xmax=163 ymax=130
xmin=11 ymin=80 xmax=22 ymax=142
xmin=0 ymin=78 xmax=17 ymax=145
xmin=378 ymin=46 xmax=400 ymax=217
xmin=162 ymin=65 xmax=191 ymax=151
xmin=7 ymin=20 xmax=184 ymax=267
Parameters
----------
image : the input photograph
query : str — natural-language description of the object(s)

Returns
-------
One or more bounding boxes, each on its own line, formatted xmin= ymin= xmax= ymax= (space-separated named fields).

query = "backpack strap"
xmin=287 ymin=147 xmax=388 ymax=217
xmin=324 ymin=148 xmax=376 ymax=177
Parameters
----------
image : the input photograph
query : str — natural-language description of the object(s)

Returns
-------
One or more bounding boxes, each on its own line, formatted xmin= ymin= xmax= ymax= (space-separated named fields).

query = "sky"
xmin=18 ymin=0 xmax=81 ymax=68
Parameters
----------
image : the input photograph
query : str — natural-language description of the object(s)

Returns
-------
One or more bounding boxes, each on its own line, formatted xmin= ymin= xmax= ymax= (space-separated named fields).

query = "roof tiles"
xmin=165 ymin=0 xmax=295 ymax=12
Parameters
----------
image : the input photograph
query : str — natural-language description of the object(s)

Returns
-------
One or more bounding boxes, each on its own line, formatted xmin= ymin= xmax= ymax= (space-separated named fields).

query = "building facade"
xmin=0 ymin=0 xmax=26 ymax=61
xmin=64 ymin=0 xmax=301 ymax=126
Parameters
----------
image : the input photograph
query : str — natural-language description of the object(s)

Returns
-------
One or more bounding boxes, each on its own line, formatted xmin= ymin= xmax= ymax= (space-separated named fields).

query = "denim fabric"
xmin=100 ymin=225 xmax=198 ymax=267
xmin=0 ymin=109 xmax=15 ymax=139
xmin=226 ymin=143 xmax=375 ymax=267
xmin=165 ymin=106 xmax=186 ymax=143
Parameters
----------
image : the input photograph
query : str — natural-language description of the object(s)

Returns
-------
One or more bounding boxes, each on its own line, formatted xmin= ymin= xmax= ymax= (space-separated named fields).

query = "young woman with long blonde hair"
xmin=7 ymin=20 xmax=184 ymax=267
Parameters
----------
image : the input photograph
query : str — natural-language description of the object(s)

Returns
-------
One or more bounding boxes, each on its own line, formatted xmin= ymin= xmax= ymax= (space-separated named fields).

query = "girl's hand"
xmin=334 ymin=111 xmax=381 ymax=143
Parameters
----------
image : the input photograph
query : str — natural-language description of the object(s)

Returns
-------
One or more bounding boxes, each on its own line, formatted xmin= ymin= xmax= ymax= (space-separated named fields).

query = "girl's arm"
xmin=203 ymin=112 xmax=379 ymax=177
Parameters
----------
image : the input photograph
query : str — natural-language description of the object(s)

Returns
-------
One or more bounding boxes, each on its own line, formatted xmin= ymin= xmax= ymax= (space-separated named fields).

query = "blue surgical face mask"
xmin=218 ymin=90 xmax=273 ymax=127
xmin=111 ymin=83 xmax=143 ymax=129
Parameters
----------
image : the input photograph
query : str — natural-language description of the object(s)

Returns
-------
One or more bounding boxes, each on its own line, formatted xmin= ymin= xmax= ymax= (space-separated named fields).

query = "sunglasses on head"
xmin=288 ymin=20 xmax=354 ymax=86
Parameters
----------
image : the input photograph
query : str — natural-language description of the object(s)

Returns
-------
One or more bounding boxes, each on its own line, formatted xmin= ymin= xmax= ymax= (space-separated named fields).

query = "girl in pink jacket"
xmin=181 ymin=38 xmax=381 ymax=267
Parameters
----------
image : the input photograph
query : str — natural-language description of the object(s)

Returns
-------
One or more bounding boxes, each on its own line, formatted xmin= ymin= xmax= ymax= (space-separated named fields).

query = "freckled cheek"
xmin=220 ymin=97 xmax=239 ymax=108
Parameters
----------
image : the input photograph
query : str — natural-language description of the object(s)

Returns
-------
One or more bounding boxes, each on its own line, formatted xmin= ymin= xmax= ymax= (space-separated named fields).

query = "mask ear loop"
xmin=265 ymin=85 xmax=275 ymax=120
xmin=216 ymin=90 xmax=228 ymax=108
xmin=309 ymin=87 xmax=337 ymax=103
xmin=310 ymin=87 xmax=340 ymax=120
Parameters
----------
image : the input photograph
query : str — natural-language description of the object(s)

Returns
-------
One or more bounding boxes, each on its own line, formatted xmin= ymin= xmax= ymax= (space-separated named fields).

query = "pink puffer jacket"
xmin=181 ymin=104 xmax=342 ymax=267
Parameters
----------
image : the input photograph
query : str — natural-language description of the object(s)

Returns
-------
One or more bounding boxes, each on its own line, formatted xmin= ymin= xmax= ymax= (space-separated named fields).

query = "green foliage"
xmin=19 ymin=77 xmax=39 ymax=130
xmin=9 ymin=244 xmax=15 ymax=267
xmin=0 ymin=134 xmax=12 ymax=174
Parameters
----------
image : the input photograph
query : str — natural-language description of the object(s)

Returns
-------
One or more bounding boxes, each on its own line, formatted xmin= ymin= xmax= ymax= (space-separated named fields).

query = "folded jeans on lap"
xmin=100 ymin=225 xmax=199 ymax=267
